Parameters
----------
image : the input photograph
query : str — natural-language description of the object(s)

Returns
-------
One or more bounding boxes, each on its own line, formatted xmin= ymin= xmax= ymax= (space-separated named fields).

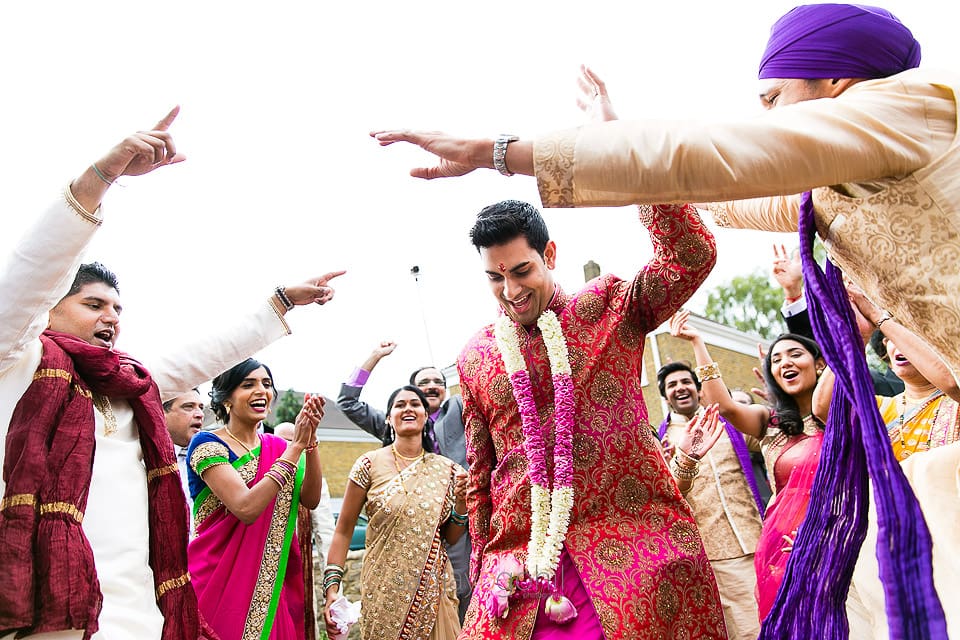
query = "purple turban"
xmin=758 ymin=4 xmax=921 ymax=79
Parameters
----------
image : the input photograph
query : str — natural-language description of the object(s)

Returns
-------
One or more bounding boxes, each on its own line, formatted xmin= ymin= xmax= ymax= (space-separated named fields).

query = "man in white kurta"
xmin=0 ymin=114 xmax=338 ymax=639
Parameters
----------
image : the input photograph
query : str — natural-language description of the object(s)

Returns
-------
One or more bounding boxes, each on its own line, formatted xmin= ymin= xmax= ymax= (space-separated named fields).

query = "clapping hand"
xmin=294 ymin=394 xmax=325 ymax=449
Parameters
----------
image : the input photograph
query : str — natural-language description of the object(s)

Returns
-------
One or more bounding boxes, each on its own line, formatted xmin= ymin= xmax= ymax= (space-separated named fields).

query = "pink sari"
xmin=188 ymin=433 xmax=306 ymax=640
xmin=755 ymin=427 xmax=824 ymax=621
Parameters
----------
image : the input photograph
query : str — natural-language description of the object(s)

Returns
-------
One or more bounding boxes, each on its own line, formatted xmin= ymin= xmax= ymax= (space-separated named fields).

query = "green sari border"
xmin=259 ymin=454 xmax=305 ymax=640
xmin=192 ymin=446 xmax=262 ymax=519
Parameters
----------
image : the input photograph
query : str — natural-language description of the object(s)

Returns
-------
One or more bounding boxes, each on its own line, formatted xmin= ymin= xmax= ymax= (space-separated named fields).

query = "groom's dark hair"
xmin=470 ymin=200 xmax=550 ymax=257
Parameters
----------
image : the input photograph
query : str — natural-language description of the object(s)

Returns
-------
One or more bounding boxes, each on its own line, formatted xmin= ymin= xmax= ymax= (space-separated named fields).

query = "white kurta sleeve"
xmin=0 ymin=193 xmax=103 ymax=375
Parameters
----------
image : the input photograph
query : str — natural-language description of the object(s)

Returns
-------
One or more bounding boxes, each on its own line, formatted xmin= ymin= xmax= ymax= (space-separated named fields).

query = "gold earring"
xmin=224 ymin=402 xmax=232 ymax=414
xmin=816 ymin=368 xmax=824 ymax=377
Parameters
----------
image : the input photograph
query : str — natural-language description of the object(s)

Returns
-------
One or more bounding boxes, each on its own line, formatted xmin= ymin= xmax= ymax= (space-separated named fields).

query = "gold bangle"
xmin=63 ymin=185 xmax=101 ymax=226
xmin=267 ymin=297 xmax=292 ymax=335
xmin=695 ymin=362 xmax=721 ymax=382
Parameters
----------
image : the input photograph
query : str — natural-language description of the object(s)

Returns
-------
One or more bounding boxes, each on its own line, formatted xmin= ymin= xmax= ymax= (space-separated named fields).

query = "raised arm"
xmin=335 ymin=341 xmax=398 ymax=441
xmin=670 ymin=311 xmax=770 ymax=439
xmin=622 ymin=204 xmax=717 ymax=333
xmin=0 ymin=108 xmax=185 ymax=374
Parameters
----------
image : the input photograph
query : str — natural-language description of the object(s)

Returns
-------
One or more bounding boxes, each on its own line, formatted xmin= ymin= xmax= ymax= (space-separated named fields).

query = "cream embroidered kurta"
xmin=665 ymin=413 xmax=762 ymax=561
xmin=0 ymin=197 xmax=291 ymax=640
xmin=532 ymin=67 xmax=960 ymax=381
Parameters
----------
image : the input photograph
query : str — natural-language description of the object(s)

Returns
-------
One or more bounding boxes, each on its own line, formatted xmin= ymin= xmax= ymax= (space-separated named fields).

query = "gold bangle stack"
xmin=695 ymin=361 xmax=721 ymax=382
xmin=670 ymin=452 xmax=700 ymax=482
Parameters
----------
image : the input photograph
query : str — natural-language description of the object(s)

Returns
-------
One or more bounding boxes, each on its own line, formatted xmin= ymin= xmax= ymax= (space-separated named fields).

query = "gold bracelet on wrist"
xmin=695 ymin=361 xmax=721 ymax=382
xmin=63 ymin=185 xmax=101 ymax=226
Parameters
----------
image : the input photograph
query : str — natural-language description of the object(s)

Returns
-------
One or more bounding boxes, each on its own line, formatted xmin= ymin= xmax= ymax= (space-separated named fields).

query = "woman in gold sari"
xmin=324 ymin=385 xmax=467 ymax=640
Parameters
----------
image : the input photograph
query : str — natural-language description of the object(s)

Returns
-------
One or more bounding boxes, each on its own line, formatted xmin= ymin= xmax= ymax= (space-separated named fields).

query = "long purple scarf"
xmin=658 ymin=414 xmax=766 ymax=517
xmin=759 ymin=192 xmax=947 ymax=639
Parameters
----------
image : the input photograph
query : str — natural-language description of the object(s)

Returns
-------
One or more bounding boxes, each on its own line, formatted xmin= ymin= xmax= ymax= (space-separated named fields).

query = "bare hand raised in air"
xmin=576 ymin=65 xmax=619 ymax=123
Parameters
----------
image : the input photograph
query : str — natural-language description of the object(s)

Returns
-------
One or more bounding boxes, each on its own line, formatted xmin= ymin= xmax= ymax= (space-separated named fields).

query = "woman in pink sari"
xmin=672 ymin=312 xmax=827 ymax=622
xmin=186 ymin=358 xmax=324 ymax=640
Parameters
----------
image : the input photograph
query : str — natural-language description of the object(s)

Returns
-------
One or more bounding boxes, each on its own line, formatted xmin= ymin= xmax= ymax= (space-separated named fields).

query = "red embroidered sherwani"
xmin=457 ymin=204 xmax=726 ymax=639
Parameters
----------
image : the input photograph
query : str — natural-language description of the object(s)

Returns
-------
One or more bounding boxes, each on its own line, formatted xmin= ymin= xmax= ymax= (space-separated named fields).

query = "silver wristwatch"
xmin=493 ymin=134 xmax=520 ymax=176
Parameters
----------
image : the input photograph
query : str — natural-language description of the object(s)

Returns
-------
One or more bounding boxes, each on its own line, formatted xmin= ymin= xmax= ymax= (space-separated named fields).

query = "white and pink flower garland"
xmin=490 ymin=309 xmax=577 ymax=622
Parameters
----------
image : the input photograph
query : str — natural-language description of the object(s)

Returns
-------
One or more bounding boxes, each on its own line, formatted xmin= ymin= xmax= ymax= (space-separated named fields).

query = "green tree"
xmin=272 ymin=389 xmax=303 ymax=426
xmin=704 ymin=270 xmax=784 ymax=340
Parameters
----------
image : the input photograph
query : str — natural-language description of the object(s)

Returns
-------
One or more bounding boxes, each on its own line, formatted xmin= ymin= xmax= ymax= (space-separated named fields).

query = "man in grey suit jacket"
xmin=336 ymin=341 xmax=472 ymax=620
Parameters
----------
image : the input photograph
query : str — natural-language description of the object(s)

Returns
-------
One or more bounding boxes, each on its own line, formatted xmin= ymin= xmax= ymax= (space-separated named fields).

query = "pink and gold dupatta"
xmin=755 ymin=429 xmax=823 ymax=621
xmin=189 ymin=434 xmax=306 ymax=640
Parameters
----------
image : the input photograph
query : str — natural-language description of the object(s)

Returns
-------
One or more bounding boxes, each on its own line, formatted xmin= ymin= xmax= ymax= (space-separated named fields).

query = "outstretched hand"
xmin=370 ymin=130 xmax=481 ymax=179
xmin=285 ymin=271 xmax=347 ymax=306
xmin=576 ymin=65 xmax=619 ymax=123
xmin=674 ymin=404 xmax=724 ymax=460
xmin=751 ymin=342 xmax=771 ymax=402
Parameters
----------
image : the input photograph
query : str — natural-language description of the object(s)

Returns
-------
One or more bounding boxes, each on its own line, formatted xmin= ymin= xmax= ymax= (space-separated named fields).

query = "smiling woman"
xmin=669 ymin=311 xmax=828 ymax=622
xmin=185 ymin=357 xmax=325 ymax=640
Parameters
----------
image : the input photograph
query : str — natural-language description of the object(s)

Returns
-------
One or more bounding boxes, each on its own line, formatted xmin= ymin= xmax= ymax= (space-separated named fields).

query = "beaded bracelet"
xmin=274 ymin=286 xmax=294 ymax=311
xmin=449 ymin=509 xmax=469 ymax=527
xmin=670 ymin=455 xmax=700 ymax=481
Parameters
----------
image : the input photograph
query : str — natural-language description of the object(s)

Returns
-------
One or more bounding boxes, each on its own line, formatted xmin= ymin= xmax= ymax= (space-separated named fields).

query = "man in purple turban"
xmin=371 ymin=4 xmax=959 ymax=638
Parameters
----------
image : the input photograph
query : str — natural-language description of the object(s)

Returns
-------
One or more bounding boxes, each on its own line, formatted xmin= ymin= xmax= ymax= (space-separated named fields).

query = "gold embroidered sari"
xmin=348 ymin=449 xmax=462 ymax=640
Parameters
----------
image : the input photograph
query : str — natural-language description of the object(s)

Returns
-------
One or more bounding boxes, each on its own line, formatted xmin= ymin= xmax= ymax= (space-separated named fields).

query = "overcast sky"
xmin=2 ymin=1 xmax=957 ymax=409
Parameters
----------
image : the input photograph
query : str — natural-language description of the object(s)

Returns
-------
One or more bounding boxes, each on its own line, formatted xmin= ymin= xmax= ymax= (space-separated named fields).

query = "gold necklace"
xmin=224 ymin=426 xmax=257 ymax=454
xmin=391 ymin=443 xmax=425 ymax=461
xmin=391 ymin=444 xmax=423 ymax=494
xmin=897 ymin=391 xmax=942 ymax=458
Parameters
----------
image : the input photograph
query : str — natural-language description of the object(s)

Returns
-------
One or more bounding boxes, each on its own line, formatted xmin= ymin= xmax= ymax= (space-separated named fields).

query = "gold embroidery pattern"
xmin=358 ymin=452 xmax=460 ymax=640
xmin=156 ymin=572 xmax=191 ymax=599
xmin=93 ymin=394 xmax=117 ymax=436
xmin=190 ymin=441 xmax=231 ymax=475
xmin=242 ymin=459 xmax=295 ymax=640
xmin=615 ymin=476 xmax=650 ymax=514
xmin=147 ymin=463 xmax=179 ymax=483
xmin=194 ymin=456 xmax=258 ymax=528
xmin=705 ymin=203 xmax=732 ymax=227
xmin=814 ymin=180 xmax=960 ymax=375
xmin=533 ymin=131 xmax=577 ymax=207
xmin=0 ymin=494 xmax=36 ymax=510
xmin=595 ymin=538 xmax=630 ymax=570
xmin=488 ymin=373 xmax=513 ymax=407
xmin=348 ymin=454 xmax=372 ymax=490
xmin=668 ymin=520 xmax=701 ymax=556
xmin=32 ymin=369 xmax=91 ymax=398
xmin=33 ymin=368 xmax=72 ymax=383
xmin=39 ymin=501 xmax=84 ymax=523
xmin=589 ymin=370 xmax=621 ymax=408
xmin=575 ymin=292 xmax=605 ymax=324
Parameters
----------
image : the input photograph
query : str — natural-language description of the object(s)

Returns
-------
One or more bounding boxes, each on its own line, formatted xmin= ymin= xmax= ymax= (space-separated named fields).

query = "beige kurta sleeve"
xmin=533 ymin=70 xmax=955 ymax=216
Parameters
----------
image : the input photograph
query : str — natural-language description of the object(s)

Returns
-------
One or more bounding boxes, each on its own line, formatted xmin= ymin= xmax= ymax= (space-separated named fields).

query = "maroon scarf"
xmin=0 ymin=330 xmax=216 ymax=640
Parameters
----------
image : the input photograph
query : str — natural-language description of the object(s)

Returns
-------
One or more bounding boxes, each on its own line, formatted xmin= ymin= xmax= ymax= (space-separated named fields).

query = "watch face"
xmin=498 ymin=134 xmax=519 ymax=143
